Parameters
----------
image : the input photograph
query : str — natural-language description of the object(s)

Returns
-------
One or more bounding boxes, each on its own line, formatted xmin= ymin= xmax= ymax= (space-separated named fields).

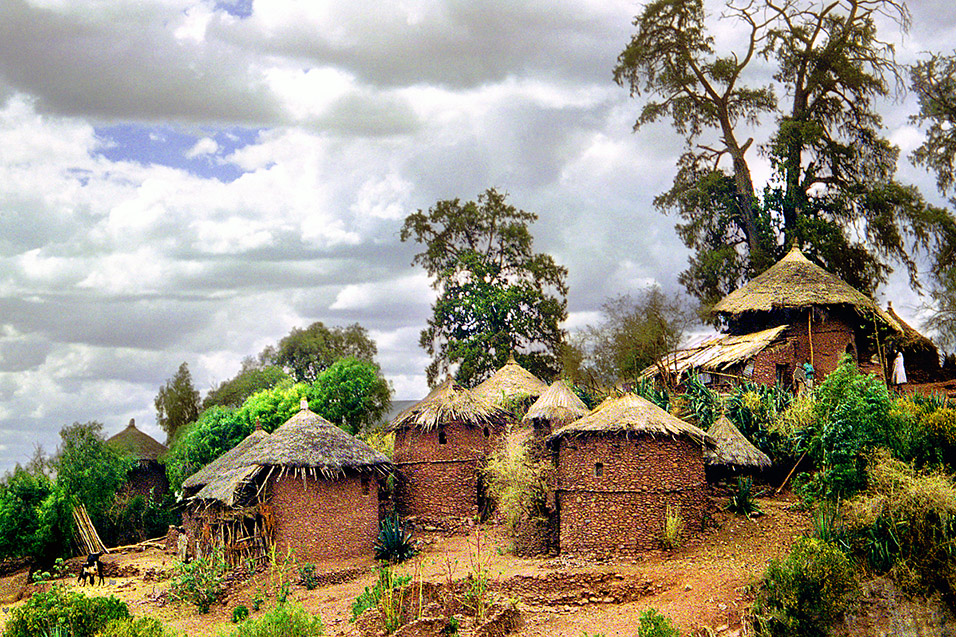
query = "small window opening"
xmin=594 ymin=462 xmax=604 ymax=477
xmin=438 ymin=428 xmax=447 ymax=445
xmin=483 ymin=426 xmax=490 ymax=438
xmin=361 ymin=476 xmax=370 ymax=496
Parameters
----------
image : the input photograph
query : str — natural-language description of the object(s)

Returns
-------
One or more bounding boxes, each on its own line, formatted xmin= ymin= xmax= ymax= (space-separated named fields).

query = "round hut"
xmin=389 ymin=379 xmax=509 ymax=522
xmin=473 ymin=355 xmax=549 ymax=411
xmin=522 ymin=380 xmax=589 ymax=458
xmin=106 ymin=419 xmax=169 ymax=498
xmin=182 ymin=421 xmax=270 ymax=499
xmin=547 ymin=394 xmax=715 ymax=554
xmin=704 ymin=415 xmax=771 ymax=475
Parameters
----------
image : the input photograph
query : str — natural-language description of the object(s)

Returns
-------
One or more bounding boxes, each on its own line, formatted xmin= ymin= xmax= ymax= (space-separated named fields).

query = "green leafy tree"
xmin=155 ymin=362 xmax=201 ymax=442
xmin=204 ymin=357 xmax=290 ymax=409
xmin=401 ymin=188 xmax=569 ymax=386
xmin=309 ymin=358 xmax=391 ymax=434
xmin=0 ymin=466 xmax=55 ymax=560
xmin=614 ymin=0 xmax=944 ymax=308
xmin=54 ymin=421 xmax=131 ymax=529
xmin=273 ymin=322 xmax=378 ymax=384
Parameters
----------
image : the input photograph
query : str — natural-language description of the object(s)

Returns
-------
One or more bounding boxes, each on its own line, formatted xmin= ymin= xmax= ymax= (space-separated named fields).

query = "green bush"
xmin=725 ymin=382 xmax=794 ymax=462
xmin=350 ymin=567 xmax=410 ymax=622
xmin=905 ymin=406 xmax=956 ymax=471
xmin=98 ymin=617 xmax=183 ymax=637
xmin=751 ymin=537 xmax=856 ymax=637
xmin=481 ymin=429 xmax=551 ymax=534
xmin=374 ymin=515 xmax=416 ymax=564
xmin=226 ymin=602 xmax=324 ymax=637
xmin=3 ymin=586 xmax=130 ymax=637
xmin=298 ymin=563 xmax=319 ymax=590
xmin=167 ymin=550 xmax=227 ymax=614
xmin=636 ymin=608 xmax=678 ymax=637
xmin=232 ymin=606 xmax=250 ymax=624
xmin=726 ymin=477 xmax=761 ymax=517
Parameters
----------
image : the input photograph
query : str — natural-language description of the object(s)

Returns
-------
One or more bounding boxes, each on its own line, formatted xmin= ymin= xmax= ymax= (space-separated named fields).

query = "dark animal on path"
xmin=77 ymin=552 xmax=104 ymax=586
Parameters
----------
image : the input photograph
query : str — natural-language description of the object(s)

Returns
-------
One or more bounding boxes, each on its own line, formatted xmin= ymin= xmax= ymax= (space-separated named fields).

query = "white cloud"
xmin=185 ymin=136 xmax=219 ymax=158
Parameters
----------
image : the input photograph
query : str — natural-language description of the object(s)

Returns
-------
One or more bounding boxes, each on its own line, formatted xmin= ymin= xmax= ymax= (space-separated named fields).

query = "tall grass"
xmin=481 ymin=428 xmax=550 ymax=532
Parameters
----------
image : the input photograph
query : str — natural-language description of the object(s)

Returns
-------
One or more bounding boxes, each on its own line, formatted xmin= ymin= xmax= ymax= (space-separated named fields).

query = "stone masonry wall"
xmin=556 ymin=435 xmax=706 ymax=554
xmin=749 ymin=313 xmax=861 ymax=388
xmin=270 ymin=473 xmax=379 ymax=562
xmin=120 ymin=462 xmax=169 ymax=500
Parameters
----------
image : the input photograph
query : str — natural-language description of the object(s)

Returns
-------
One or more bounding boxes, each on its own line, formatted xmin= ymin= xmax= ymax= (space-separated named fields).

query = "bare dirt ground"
xmin=0 ymin=493 xmax=811 ymax=636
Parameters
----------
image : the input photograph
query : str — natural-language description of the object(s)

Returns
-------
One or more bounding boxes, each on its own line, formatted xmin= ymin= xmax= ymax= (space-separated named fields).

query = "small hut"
xmin=106 ymin=419 xmax=169 ymax=498
xmin=389 ymin=379 xmax=510 ymax=522
xmin=547 ymin=394 xmax=715 ymax=554
xmin=522 ymin=380 xmax=589 ymax=457
xmin=181 ymin=422 xmax=270 ymax=499
xmin=185 ymin=401 xmax=391 ymax=565
xmin=704 ymin=415 xmax=771 ymax=473
xmin=473 ymin=355 xmax=549 ymax=411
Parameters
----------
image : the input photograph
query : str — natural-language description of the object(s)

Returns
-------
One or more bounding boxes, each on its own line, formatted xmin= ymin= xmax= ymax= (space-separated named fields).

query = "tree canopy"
xmin=614 ymin=0 xmax=947 ymax=309
xmin=154 ymin=362 xmax=201 ymax=443
xmin=203 ymin=357 xmax=290 ymax=410
xmin=401 ymin=188 xmax=568 ymax=387
xmin=273 ymin=321 xmax=378 ymax=384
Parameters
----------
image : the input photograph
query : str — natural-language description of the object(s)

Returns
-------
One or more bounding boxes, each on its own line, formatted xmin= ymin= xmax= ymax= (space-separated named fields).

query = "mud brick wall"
xmin=747 ymin=314 xmax=860 ymax=388
xmin=393 ymin=423 xmax=501 ymax=521
xmin=119 ymin=462 xmax=169 ymax=500
xmin=555 ymin=434 xmax=706 ymax=554
xmin=270 ymin=473 xmax=379 ymax=562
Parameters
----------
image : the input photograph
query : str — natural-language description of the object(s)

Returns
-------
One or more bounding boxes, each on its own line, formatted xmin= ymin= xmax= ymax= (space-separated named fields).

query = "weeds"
xmin=225 ymin=602 xmax=324 ymax=637
xmin=298 ymin=563 xmax=319 ymax=590
xmin=481 ymin=428 xmax=550 ymax=533
xmin=460 ymin=529 xmax=493 ymax=623
xmin=637 ymin=608 xmax=679 ymax=637
xmin=167 ymin=549 xmax=226 ymax=614
xmin=350 ymin=567 xmax=411 ymax=623
xmin=660 ymin=505 xmax=685 ymax=549
xmin=4 ymin=585 xmax=130 ymax=637
xmin=726 ymin=477 xmax=762 ymax=517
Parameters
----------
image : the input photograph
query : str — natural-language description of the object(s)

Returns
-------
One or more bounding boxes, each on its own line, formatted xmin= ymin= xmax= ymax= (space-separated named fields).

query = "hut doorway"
xmin=477 ymin=472 xmax=492 ymax=521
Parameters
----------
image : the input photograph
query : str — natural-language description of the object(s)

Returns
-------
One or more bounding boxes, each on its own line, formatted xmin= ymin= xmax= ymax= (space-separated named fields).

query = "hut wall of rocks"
xmin=555 ymin=435 xmax=707 ymax=554
xmin=270 ymin=473 xmax=379 ymax=562
xmin=120 ymin=463 xmax=170 ymax=499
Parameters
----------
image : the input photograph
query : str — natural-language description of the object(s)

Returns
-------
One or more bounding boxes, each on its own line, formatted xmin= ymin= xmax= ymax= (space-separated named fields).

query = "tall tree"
xmin=614 ymin=0 xmax=940 ymax=308
xmin=154 ymin=362 xmax=201 ymax=442
xmin=203 ymin=356 xmax=290 ymax=409
xmin=54 ymin=421 xmax=130 ymax=528
xmin=310 ymin=358 xmax=391 ymax=434
xmin=273 ymin=322 xmax=377 ymax=383
xmin=401 ymin=188 xmax=569 ymax=386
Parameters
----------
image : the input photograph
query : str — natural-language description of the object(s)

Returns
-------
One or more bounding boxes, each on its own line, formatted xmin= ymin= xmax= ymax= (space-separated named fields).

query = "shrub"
xmin=725 ymin=382 xmax=794 ymax=462
xmin=3 ymin=586 xmax=130 ymax=637
xmin=226 ymin=602 xmax=324 ymax=637
xmin=232 ymin=606 xmax=250 ymax=624
xmin=750 ymin=538 xmax=856 ymax=637
xmin=679 ymin=374 xmax=721 ymax=430
xmin=350 ymin=567 xmax=411 ymax=622
xmin=725 ymin=477 xmax=761 ymax=517
xmin=481 ymin=429 xmax=550 ymax=533
xmin=167 ymin=550 xmax=226 ymax=613
xmin=298 ymin=563 xmax=319 ymax=590
xmin=98 ymin=617 xmax=183 ymax=637
xmin=905 ymin=407 xmax=956 ymax=471
xmin=374 ymin=515 xmax=416 ymax=564
xmin=637 ymin=608 xmax=679 ymax=637
xmin=659 ymin=505 xmax=685 ymax=550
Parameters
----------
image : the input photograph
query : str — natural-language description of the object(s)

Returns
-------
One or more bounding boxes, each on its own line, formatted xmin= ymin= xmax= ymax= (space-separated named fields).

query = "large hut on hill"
xmin=522 ymin=380 xmax=589 ymax=458
xmin=184 ymin=401 xmax=391 ymax=565
xmin=389 ymin=379 xmax=510 ymax=523
xmin=644 ymin=246 xmax=910 ymax=389
xmin=704 ymin=415 xmax=771 ymax=475
xmin=106 ymin=419 xmax=169 ymax=498
xmin=473 ymin=355 xmax=549 ymax=412
xmin=547 ymin=394 xmax=715 ymax=554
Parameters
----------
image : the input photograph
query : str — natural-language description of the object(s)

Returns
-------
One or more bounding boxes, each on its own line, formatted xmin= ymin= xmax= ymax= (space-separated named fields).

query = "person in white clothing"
xmin=892 ymin=351 xmax=907 ymax=386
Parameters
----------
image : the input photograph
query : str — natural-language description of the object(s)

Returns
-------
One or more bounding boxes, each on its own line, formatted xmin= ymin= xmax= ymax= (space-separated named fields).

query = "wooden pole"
xmin=808 ymin=310 xmax=814 ymax=368
xmin=776 ymin=450 xmax=809 ymax=494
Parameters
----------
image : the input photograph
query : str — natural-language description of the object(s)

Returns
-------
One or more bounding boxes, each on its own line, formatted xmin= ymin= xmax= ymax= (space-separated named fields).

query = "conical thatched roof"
xmin=548 ymin=393 xmax=715 ymax=448
xmin=704 ymin=415 xmax=771 ymax=468
xmin=712 ymin=246 xmax=901 ymax=331
xmin=885 ymin=302 xmax=936 ymax=351
xmin=249 ymin=403 xmax=391 ymax=476
xmin=473 ymin=355 xmax=549 ymax=406
xmin=182 ymin=424 xmax=270 ymax=492
xmin=106 ymin=419 xmax=167 ymax=461
xmin=388 ymin=378 xmax=509 ymax=432
xmin=522 ymin=380 xmax=589 ymax=428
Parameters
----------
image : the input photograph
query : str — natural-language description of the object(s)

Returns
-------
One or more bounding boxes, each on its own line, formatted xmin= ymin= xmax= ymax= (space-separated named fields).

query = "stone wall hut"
xmin=522 ymin=380 xmax=589 ymax=459
xmin=884 ymin=302 xmax=942 ymax=384
xmin=473 ymin=355 xmax=549 ymax=414
xmin=390 ymin=379 xmax=510 ymax=523
xmin=106 ymin=419 xmax=169 ymax=499
xmin=185 ymin=401 xmax=391 ymax=565
xmin=547 ymin=394 xmax=715 ymax=555
xmin=704 ymin=415 xmax=771 ymax=481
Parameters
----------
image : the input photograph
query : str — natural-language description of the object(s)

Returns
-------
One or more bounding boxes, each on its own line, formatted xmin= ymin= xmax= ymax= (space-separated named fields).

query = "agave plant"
xmin=374 ymin=514 xmax=416 ymax=563
xmin=725 ymin=476 xmax=762 ymax=517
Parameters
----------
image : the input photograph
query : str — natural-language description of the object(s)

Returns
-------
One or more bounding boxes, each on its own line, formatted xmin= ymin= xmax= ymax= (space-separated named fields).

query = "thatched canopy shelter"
xmin=704 ymin=415 xmax=771 ymax=469
xmin=106 ymin=419 xmax=167 ymax=461
xmin=523 ymin=380 xmax=589 ymax=429
xmin=712 ymin=246 xmax=901 ymax=331
xmin=182 ymin=424 xmax=269 ymax=496
xmin=548 ymin=393 xmax=715 ymax=448
xmin=389 ymin=378 xmax=509 ymax=432
xmin=472 ymin=356 xmax=549 ymax=407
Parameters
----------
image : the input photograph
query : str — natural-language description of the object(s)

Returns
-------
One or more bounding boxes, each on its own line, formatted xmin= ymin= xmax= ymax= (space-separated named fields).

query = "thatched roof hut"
xmin=704 ymin=415 xmax=771 ymax=469
xmin=548 ymin=393 xmax=715 ymax=448
xmin=712 ymin=246 xmax=901 ymax=330
xmin=473 ymin=356 xmax=549 ymax=407
xmin=389 ymin=379 xmax=509 ymax=432
xmin=182 ymin=423 xmax=269 ymax=495
xmin=106 ymin=419 xmax=167 ymax=461
xmin=523 ymin=380 xmax=589 ymax=429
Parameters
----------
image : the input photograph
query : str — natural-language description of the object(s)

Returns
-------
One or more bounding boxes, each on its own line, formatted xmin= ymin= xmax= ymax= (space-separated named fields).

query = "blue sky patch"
xmin=92 ymin=125 xmax=262 ymax=182
xmin=214 ymin=0 xmax=253 ymax=19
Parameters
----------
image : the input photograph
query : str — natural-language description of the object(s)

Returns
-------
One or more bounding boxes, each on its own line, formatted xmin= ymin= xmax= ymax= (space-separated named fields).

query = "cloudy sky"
xmin=0 ymin=0 xmax=953 ymax=472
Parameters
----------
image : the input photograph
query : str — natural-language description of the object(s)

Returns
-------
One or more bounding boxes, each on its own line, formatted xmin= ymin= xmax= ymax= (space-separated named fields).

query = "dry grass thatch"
xmin=473 ymin=355 xmax=549 ymax=406
xmin=522 ymin=380 xmax=589 ymax=428
xmin=704 ymin=415 xmax=772 ymax=468
xmin=388 ymin=378 xmax=510 ymax=432
xmin=547 ymin=393 xmax=715 ymax=448
xmin=712 ymin=246 xmax=902 ymax=331
xmin=106 ymin=419 xmax=167 ymax=461
xmin=182 ymin=426 xmax=270 ymax=492
xmin=885 ymin=302 xmax=937 ymax=351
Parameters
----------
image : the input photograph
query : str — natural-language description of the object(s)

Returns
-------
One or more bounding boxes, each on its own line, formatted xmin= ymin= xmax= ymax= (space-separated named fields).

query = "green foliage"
xmin=374 ymin=515 xmax=416 ymax=564
xmin=631 ymin=378 xmax=669 ymax=412
xmin=350 ymin=567 xmax=411 ymax=622
xmin=226 ymin=602 xmax=324 ymax=637
xmin=677 ymin=373 xmax=720 ymax=430
xmin=297 ymin=564 xmax=319 ymax=591
xmin=155 ymin=362 xmax=201 ymax=443
xmin=901 ymin=404 xmax=956 ymax=471
xmin=725 ymin=383 xmax=794 ymax=462
xmin=636 ymin=608 xmax=679 ymax=637
xmin=55 ymin=421 xmax=131 ymax=531
xmin=726 ymin=477 xmax=761 ymax=517
xmin=750 ymin=538 xmax=856 ymax=637
xmin=232 ymin=606 xmax=250 ymax=624
xmin=309 ymin=358 xmax=391 ymax=434
xmin=0 ymin=464 xmax=56 ymax=561
xmin=98 ymin=617 xmax=183 ymax=637
xmin=482 ymin=430 xmax=550 ymax=534
xmin=3 ymin=586 xmax=130 ymax=637
xmin=204 ymin=358 xmax=290 ymax=410
xmin=104 ymin=492 xmax=180 ymax=547
xmin=274 ymin=321 xmax=377 ymax=384
xmin=659 ymin=505 xmax=685 ymax=550
xmin=168 ymin=550 xmax=226 ymax=613
xmin=401 ymin=187 xmax=568 ymax=386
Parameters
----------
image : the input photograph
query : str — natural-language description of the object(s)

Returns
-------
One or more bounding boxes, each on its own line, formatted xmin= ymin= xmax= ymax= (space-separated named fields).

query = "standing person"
xmin=892 ymin=351 xmax=907 ymax=386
